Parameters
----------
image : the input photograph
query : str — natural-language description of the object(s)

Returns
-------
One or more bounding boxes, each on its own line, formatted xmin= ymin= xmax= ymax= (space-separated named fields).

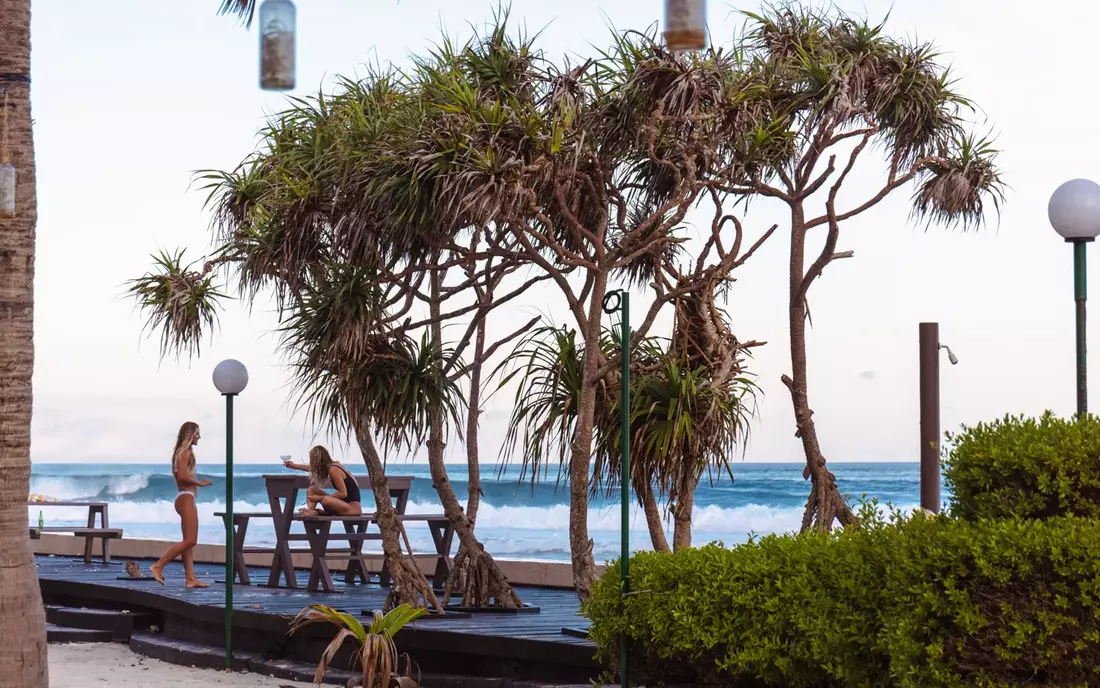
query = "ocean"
xmin=28 ymin=462 xmax=924 ymax=562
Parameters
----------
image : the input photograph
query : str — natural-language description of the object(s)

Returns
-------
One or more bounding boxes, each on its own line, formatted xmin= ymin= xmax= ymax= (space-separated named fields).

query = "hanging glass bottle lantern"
xmin=664 ymin=0 xmax=708 ymax=52
xmin=0 ymin=158 xmax=13 ymax=219
xmin=0 ymin=92 xmax=12 ymax=219
xmin=259 ymin=0 xmax=296 ymax=91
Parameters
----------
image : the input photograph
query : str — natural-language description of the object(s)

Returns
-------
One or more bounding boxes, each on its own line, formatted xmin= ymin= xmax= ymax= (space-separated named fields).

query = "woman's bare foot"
xmin=185 ymin=579 xmax=210 ymax=589
xmin=150 ymin=564 xmax=165 ymax=585
xmin=300 ymin=508 xmax=319 ymax=517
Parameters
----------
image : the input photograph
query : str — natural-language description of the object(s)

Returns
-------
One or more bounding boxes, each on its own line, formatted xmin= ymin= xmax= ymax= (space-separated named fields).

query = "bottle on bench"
xmin=38 ymin=511 xmax=43 ymax=528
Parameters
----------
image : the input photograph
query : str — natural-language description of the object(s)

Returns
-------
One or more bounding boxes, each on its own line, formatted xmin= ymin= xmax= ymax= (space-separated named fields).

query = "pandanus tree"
xmin=726 ymin=8 xmax=1005 ymax=530
xmin=128 ymin=59 xmax=538 ymax=607
xmin=603 ymin=289 xmax=760 ymax=552
xmin=394 ymin=17 xmax=787 ymax=600
xmin=502 ymin=300 xmax=758 ymax=554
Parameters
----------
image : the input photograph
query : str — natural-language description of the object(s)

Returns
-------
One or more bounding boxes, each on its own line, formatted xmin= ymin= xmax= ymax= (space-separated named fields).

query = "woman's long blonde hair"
xmin=308 ymin=445 xmax=334 ymax=483
xmin=172 ymin=421 xmax=199 ymax=470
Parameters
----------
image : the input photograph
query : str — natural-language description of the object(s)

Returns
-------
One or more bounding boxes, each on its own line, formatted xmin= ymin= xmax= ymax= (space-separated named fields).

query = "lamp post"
xmin=602 ymin=290 xmax=631 ymax=687
xmin=1049 ymin=179 xmax=1100 ymax=417
xmin=918 ymin=323 xmax=958 ymax=514
xmin=212 ymin=359 xmax=248 ymax=669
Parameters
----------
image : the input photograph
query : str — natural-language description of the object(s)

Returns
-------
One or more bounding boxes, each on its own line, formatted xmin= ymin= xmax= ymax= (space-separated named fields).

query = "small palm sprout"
xmin=289 ymin=603 xmax=425 ymax=688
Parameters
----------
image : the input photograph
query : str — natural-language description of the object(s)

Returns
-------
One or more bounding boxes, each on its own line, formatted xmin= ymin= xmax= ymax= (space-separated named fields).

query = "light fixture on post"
xmin=212 ymin=358 xmax=248 ymax=669
xmin=663 ymin=0 xmax=707 ymax=52
xmin=259 ymin=0 xmax=296 ymax=91
xmin=1048 ymin=179 xmax=1100 ymax=417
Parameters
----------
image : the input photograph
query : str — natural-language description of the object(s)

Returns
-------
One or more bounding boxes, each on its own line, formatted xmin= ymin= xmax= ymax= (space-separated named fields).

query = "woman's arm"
xmin=283 ymin=460 xmax=309 ymax=471
xmin=328 ymin=466 xmax=348 ymax=500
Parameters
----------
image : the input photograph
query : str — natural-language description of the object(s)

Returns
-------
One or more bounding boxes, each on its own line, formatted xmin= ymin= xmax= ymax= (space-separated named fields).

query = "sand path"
xmin=48 ymin=642 xmax=314 ymax=687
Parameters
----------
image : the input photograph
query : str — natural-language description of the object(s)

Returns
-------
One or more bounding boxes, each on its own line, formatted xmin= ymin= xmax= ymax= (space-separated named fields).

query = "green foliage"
xmin=289 ymin=603 xmax=425 ymax=687
xmin=585 ymin=512 xmax=1100 ymax=687
xmin=943 ymin=412 xmax=1100 ymax=521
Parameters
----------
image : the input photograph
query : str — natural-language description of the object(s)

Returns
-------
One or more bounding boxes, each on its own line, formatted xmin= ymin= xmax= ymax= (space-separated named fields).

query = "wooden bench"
xmin=28 ymin=501 xmax=119 ymax=564
xmin=294 ymin=513 xmax=454 ymax=593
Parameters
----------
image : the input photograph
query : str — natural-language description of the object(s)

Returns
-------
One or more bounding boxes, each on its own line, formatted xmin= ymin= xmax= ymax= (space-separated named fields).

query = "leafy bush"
xmin=943 ymin=412 xmax=1100 ymax=520
xmin=584 ymin=513 xmax=1100 ymax=687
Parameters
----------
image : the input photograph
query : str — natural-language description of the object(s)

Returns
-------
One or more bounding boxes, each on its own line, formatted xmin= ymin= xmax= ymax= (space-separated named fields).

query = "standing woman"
xmin=150 ymin=421 xmax=212 ymax=586
xmin=283 ymin=446 xmax=363 ymax=516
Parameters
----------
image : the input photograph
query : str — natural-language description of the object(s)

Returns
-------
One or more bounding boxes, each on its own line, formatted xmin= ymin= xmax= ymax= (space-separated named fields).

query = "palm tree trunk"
xmin=566 ymin=272 xmax=609 ymax=602
xmin=671 ymin=471 xmax=698 ymax=551
xmin=463 ymin=315 xmax=486 ymax=526
xmin=786 ymin=204 xmax=856 ymax=531
xmin=352 ymin=425 xmax=442 ymax=613
xmin=639 ymin=481 xmax=669 ymax=552
xmin=0 ymin=2 xmax=49 ymax=685
xmin=424 ymin=274 xmax=520 ymax=608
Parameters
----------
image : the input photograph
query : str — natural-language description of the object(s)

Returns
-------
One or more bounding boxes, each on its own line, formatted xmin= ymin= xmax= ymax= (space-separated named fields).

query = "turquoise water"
xmin=29 ymin=461 xmax=924 ymax=562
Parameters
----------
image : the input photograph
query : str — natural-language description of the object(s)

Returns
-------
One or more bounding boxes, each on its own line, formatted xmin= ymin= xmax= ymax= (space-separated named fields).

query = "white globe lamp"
xmin=1049 ymin=179 xmax=1100 ymax=417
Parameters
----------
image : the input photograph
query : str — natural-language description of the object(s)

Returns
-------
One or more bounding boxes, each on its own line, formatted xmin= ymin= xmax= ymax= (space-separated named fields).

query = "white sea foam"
xmin=30 ymin=474 xmax=152 ymax=500
xmin=26 ymin=498 xmax=876 ymax=538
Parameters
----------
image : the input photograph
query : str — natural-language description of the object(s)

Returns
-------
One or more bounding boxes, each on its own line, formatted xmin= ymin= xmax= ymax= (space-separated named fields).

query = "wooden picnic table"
xmin=264 ymin=473 xmax=413 ymax=589
xmin=27 ymin=501 xmax=121 ymax=564
xmin=218 ymin=474 xmax=417 ymax=586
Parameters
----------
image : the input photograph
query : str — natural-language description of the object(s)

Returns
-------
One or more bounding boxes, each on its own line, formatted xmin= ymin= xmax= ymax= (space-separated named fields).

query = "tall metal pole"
xmin=601 ymin=289 xmax=631 ymax=687
xmin=1074 ymin=240 xmax=1088 ymax=417
xmin=619 ymin=292 xmax=630 ymax=688
xmin=918 ymin=322 xmax=940 ymax=513
xmin=224 ymin=392 xmax=235 ymax=669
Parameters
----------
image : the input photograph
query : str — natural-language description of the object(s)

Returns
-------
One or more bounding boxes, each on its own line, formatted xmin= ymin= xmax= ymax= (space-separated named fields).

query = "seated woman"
xmin=283 ymin=446 xmax=362 ymax=516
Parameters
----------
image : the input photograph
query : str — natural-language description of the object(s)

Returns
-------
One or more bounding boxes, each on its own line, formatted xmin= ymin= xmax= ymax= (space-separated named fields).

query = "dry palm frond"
xmin=912 ymin=133 xmax=1005 ymax=230
xmin=288 ymin=603 xmax=425 ymax=688
xmin=496 ymin=326 xmax=597 ymax=487
xmin=218 ymin=0 xmax=257 ymax=27
xmin=124 ymin=249 xmax=227 ymax=361
xmin=278 ymin=265 xmax=462 ymax=448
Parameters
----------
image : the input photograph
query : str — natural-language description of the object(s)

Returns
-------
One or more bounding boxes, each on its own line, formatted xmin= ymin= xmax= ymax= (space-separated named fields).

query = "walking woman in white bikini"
xmin=150 ymin=421 xmax=212 ymax=586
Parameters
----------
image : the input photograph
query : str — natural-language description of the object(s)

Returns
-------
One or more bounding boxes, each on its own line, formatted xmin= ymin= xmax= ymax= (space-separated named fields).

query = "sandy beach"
xmin=49 ymin=643 xmax=313 ymax=687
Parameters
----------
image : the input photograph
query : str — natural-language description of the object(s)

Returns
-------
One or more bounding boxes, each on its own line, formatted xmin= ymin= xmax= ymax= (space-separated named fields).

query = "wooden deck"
xmin=35 ymin=554 xmax=601 ymax=684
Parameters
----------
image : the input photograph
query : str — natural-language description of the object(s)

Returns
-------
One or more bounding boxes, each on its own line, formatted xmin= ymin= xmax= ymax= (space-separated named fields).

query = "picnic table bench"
xmin=296 ymin=512 xmax=454 ymax=593
xmin=217 ymin=474 xmax=454 ymax=591
xmin=27 ymin=501 xmax=121 ymax=564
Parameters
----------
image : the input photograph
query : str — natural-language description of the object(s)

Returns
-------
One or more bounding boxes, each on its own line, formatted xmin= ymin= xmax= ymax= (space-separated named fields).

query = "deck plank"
xmin=34 ymin=554 xmax=597 ymax=654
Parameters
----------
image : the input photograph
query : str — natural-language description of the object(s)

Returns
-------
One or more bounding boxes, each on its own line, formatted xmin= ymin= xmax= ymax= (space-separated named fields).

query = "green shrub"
xmin=584 ymin=514 xmax=1100 ymax=687
xmin=943 ymin=412 xmax=1100 ymax=520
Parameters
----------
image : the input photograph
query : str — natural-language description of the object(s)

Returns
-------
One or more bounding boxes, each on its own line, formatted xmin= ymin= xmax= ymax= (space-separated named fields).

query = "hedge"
xmin=943 ymin=412 xmax=1100 ymax=520
xmin=584 ymin=512 xmax=1100 ymax=687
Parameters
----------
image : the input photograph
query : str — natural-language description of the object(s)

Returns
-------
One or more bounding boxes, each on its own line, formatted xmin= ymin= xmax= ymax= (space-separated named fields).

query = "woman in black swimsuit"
xmin=283 ymin=446 xmax=362 ymax=516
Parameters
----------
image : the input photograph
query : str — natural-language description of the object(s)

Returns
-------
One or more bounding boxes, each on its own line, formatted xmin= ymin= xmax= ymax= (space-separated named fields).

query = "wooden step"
xmin=45 ymin=604 xmax=156 ymax=642
xmin=127 ymin=632 xmax=566 ymax=686
xmin=46 ymin=623 xmax=114 ymax=644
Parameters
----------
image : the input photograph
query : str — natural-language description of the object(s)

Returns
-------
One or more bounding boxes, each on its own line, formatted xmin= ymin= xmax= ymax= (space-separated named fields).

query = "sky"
xmin=24 ymin=0 xmax=1099 ymax=465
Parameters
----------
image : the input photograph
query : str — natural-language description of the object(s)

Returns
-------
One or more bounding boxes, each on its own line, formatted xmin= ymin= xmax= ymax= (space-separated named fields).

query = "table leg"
xmin=267 ymin=483 xmax=300 ymax=588
xmin=100 ymin=505 xmax=111 ymax=564
xmin=428 ymin=521 xmax=455 ymax=589
xmin=393 ymin=488 xmax=410 ymax=515
xmin=304 ymin=521 xmax=334 ymax=593
xmin=83 ymin=507 xmax=95 ymax=564
xmin=235 ymin=516 xmax=251 ymax=585
xmin=344 ymin=521 xmax=369 ymax=585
